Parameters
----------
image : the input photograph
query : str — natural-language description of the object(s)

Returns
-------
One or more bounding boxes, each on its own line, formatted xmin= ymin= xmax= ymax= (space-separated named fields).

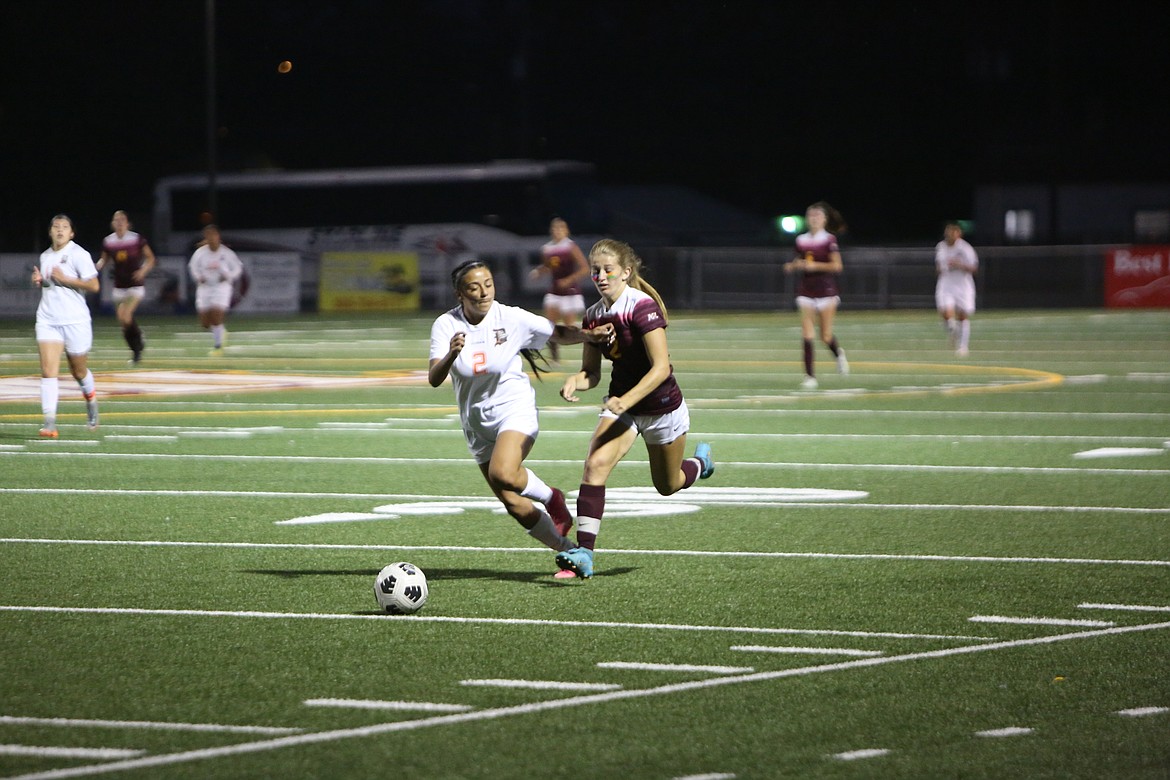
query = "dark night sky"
xmin=3 ymin=1 xmax=1168 ymax=251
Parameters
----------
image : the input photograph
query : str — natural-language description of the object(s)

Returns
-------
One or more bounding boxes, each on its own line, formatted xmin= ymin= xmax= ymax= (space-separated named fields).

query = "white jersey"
xmin=430 ymin=301 xmax=553 ymax=427
xmin=935 ymin=237 xmax=978 ymax=313
xmin=188 ymin=243 xmax=243 ymax=294
xmin=36 ymin=240 xmax=98 ymax=326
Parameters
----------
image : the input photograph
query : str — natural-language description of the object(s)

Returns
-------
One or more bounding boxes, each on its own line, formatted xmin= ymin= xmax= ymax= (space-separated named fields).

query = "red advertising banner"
xmin=1104 ymin=246 xmax=1170 ymax=307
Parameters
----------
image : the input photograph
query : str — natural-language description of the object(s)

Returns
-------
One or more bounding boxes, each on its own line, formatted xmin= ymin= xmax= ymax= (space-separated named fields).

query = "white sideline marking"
xmin=597 ymin=662 xmax=754 ymax=675
xmin=1073 ymin=447 xmax=1164 ymax=459
xmin=969 ymin=615 xmax=1115 ymax=627
xmin=0 ymin=605 xmax=992 ymax=642
xmin=0 ymin=716 xmax=299 ymax=735
xmin=276 ymin=513 xmax=391 ymax=525
xmin=102 ymin=435 xmax=178 ymax=442
xmin=303 ymin=699 xmax=472 ymax=713
xmin=1116 ymin=707 xmax=1169 ymax=717
xmin=0 ymin=745 xmax=145 ymax=760
xmin=673 ymin=774 xmax=736 ymax=780
xmin=3 ymin=449 xmax=1170 ymax=479
xmin=730 ymin=646 xmax=883 ymax=657
xmin=1079 ymin=603 xmax=1170 ymax=613
xmin=975 ymin=726 xmax=1033 ymax=737
xmin=176 ymin=430 xmax=253 ymax=439
xmin=830 ymin=748 xmax=890 ymax=761
xmin=4 ymin=536 xmax=1169 ymax=571
xmin=460 ymin=679 xmax=622 ymax=692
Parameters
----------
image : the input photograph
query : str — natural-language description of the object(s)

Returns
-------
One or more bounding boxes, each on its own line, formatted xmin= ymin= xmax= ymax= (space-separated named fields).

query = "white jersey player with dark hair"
xmin=31 ymin=214 xmax=101 ymax=438
xmin=188 ymin=224 xmax=243 ymax=356
xmin=428 ymin=259 xmax=613 ymax=573
xmin=935 ymin=221 xmax=979 ymax=356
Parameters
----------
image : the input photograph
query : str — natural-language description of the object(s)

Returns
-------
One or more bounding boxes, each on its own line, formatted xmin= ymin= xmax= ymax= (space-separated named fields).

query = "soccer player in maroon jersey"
xmin=528 ymin=218 xmax=591 ymax=363
xmin=97 ymin=211 xmax=156 ymax=364
xmin=555 ymin=239 xmax=714 ymax=579
xmin=783 ymin=201 xmax=849 ymax=390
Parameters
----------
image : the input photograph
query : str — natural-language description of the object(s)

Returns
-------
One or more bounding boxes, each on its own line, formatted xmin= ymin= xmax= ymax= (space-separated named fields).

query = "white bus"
xmin=151 ymin=160 xmax=608 ymax=308
xmin=152 ymin=159 xmax=607 ymax=255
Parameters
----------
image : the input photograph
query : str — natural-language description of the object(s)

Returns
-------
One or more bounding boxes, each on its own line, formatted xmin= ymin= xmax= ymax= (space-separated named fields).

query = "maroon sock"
xmin=803 ymin=339 xmax=815 ymax=377
xmin=680 ymin=458 xmax=700 ymax=489
xmin=575 ymin=483 xmax=605 ymax=551
xmin=827 ymin=337 xmax=841 ymax=357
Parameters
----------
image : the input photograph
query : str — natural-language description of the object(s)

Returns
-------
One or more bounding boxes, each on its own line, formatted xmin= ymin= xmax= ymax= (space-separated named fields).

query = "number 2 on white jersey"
xmin=472 ymin=351 xmax=487 ymax=374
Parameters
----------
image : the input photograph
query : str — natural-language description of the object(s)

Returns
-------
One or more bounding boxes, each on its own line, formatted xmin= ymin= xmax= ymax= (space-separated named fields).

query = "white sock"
xmin=526 ymin=511 xmax=573 ymax=552
xmin=40 ymin=377 xmax=59 ymax=421
xmin=77 ymin=369 xmax=95 ymax=397
xmin=212 ymin=324 xmax=225 ymax=347
xmin=958 ymin=320 xmax=971 ymax=350
xmin=519 ymin=468 xmax=553 ymax=504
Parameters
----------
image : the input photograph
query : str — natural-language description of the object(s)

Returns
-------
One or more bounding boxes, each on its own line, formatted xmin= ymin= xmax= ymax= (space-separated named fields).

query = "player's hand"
xmin=132 ymin=269 xmax=147 ymax=283
xmin=48 ymin=266 xmax=69 ymax=285
xmin=604 ymin=395 xmax=628 ymax=415
xmin=584 ymin=323 xmax=615 ymax=346
xmin=31 ymin=267 xmax=44 ymax=287
xmin=560 ymin=376 xmax=580 ymax=403
xmin=449 ymin=331 xmax=466 ymax=355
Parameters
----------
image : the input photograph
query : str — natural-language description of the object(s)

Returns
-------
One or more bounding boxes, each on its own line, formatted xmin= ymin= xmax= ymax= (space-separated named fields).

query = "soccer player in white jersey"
xmin=556 ymin=239 xmax=714 ymax=580
xmin=429 ymin=260 xmax=613 ymax=571
xmin=935 ymin=221 xmax=979 ymax=356
xmin=188 ymin=224 xmax=243 ymax=356
xmin=31 ymin=215 xmax=101 ymax=438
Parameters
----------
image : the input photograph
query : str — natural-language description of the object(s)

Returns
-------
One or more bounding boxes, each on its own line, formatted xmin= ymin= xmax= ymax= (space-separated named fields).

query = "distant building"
xmin=975 ymin=183 xmax=1170 ymax=245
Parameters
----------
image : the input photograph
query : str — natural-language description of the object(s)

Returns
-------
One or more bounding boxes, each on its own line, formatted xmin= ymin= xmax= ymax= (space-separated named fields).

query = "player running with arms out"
xmin=97 ymin=210 xmax=156 ymax=364
xmin=783 ymin=201 xmax=849 ymax=390
xmin=556 ymin=239 xmax=714 ymax=580
xmin=528 ymin=217 xmax=591 ymax=364
xmin=935 ymin=221 xmax=979 ymax=357
xmin=429 ymin=259 xmax=614 ymax=570
xmin=30 ymin=214 xmax=101 ymax=437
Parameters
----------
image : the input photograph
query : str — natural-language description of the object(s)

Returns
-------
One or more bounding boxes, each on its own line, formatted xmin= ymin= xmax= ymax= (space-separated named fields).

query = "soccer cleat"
xmin=85 ymin=393 xmax=99 ymax=431
xmin=956 ymin=346 xmax=969 ymax=357
xmin=38 ymin=424 xmax=58 ymax=439
xmin=836 ymin=350 xmax=849 ymax=375
xmin=555 ymin=547 xmax=594 ymax=579
xmin=695 ymin=442 xmax=715 ymax=479
xmin=546 ymin=488 xmax=574 ymax=537
xmin=800 ymin=376 xmax=818 ymax=390
xmin=208 ymin=347 xmax=225 ymax=357
xmin=553 ymin=569 xmax=577 ymax=580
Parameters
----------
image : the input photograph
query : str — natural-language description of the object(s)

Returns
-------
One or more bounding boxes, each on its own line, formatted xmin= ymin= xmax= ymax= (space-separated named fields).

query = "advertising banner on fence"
xmin=1105 ymin=246 xmax=1170 ymax=307
xmin=319 ymin=251 xmax=420 ymax=312
xmin=231 ymin=252 xmax=300 ymax=314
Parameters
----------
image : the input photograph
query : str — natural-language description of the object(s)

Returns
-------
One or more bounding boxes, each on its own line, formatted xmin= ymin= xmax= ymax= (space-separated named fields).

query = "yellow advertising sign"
xmin=319 ymin=252 xmax=420 ymax=312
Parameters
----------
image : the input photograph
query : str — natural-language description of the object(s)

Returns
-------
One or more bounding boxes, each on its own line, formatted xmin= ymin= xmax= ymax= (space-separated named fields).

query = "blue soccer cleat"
xmin=555 ymin=547 xmax=594 ymax=579
xmin=695 ymin=442 xmax=715 ymax=479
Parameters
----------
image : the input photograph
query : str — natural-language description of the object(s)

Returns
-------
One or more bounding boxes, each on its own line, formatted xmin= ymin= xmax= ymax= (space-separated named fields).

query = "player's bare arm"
xmin=428 ymin=331 xmax=466 ymax=387
xmin=560 ymin=342 xmax=602 ymax=402
xmin=603 ymin=328 xmax=670 ymax=414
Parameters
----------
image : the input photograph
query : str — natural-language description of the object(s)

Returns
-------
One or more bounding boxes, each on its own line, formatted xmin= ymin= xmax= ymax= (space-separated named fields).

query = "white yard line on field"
xmin=9 ymin=620 xmax=1168 ymax=780
xmin=0 ymin=605 xmax=990 ymax=642
xmin=3 ymin=537 xmax=1169 ymax=570
xmin=0 ymin=716 xmax=300 ymax=735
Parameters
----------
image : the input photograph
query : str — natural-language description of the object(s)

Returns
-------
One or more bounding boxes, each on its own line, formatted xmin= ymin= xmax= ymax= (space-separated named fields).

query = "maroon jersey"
xmin=794 ymin=230 xmax=841 ymax=298
xmin=102 ymin=231 xmax=152 ymax=289
xmin=540 ymin=237 xmax=585 ymax=295
xmin=582 ymin=286 xmax=683 ymax=416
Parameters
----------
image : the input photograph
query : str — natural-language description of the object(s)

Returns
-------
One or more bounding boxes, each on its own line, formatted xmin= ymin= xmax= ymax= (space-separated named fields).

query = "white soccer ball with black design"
xmin=374 ymin=562 xmax=429 ymax=614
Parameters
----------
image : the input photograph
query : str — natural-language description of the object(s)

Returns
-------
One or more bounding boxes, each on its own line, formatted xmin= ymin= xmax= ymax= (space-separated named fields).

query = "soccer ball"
xmin=374 ymin=562 xmax=429 ymax=614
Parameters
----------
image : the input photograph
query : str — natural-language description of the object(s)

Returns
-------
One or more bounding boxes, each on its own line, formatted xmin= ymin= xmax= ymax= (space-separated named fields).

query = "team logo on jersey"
xmin=493 ymin=328 xmax=508 ymax=345
xmin=647 ymin=312 xmax=659 ymax=321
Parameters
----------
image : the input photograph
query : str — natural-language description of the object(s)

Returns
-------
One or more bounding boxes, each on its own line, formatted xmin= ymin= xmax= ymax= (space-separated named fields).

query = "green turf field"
xmin=1 ymin=308 xmax=1168 ymax=779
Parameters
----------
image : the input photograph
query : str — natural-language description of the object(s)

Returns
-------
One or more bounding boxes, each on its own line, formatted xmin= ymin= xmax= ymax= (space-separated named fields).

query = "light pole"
xmin=205 ymin=0 xmax=218 ymax=222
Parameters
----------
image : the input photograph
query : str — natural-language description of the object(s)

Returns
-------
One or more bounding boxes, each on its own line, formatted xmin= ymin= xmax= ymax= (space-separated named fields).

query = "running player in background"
xmin=556 ymin=238 xmax=714 ymax=580
xmin=429 ymin=259 xmax=613 ymax=572
xmin=30 ymin=214 xmax=100 ymax=437
xmin=783 ymin=201 xmax=849 ymax=390
xmin=528 ymin=217 xmax=591 ymax=364
xmin=97 ymin=210 xmax=156 ymax=364
xmin=187 ymin=224 xmax=243 ymax=356
xmin=935 ymin=221 xmax=979 ymax=357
